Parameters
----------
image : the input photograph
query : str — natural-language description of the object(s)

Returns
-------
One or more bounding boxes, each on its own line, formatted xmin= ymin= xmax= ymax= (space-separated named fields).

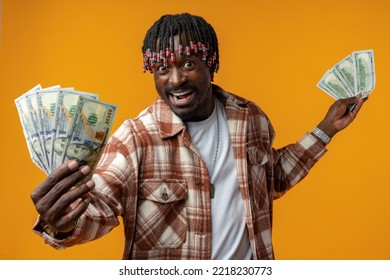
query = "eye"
xmin=156 ymin=64 xmax=168 ymax=73
xmin=183 ymin=60 xmax=195 ymax=69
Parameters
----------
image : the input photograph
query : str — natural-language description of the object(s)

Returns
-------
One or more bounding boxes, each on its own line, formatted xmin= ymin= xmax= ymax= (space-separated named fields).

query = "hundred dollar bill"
xmin=36 ymin=87 xmax=62 ymax=172
xmin=316 ymin=81 xmax=339 ymax=99
xmin=25 ymin=86 xmax=62 ymax=172
xmin=318 ymin=69 xmax=352 ymax=99
xmin=62 ymin=97 xmax=117 ymax=170
xmin=51 ymin=89 xmax=98 ymax=170
xmin=334 ymin=55 xmax=357 ymax=95
xmin=352 ymin=49 xmax=375 ymax=97
xmin=15 ymin=85 xmax=49 ymax=174
xmin=25 ymin=91 xmax=50 ymax=170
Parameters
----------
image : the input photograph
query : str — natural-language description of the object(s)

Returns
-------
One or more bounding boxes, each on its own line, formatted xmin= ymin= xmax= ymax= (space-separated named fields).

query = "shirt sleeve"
xmin=31 ymin=164 xmax=123 ymax=250
xmin=244 ymin=100 xmax=327 ymax=200
xmin=272 ymin=132 xmax=327 ymax=199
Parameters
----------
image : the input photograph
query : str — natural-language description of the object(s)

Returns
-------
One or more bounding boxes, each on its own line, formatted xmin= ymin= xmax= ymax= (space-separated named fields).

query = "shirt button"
xmin=161 ymin=190 xmax=169 ymax=201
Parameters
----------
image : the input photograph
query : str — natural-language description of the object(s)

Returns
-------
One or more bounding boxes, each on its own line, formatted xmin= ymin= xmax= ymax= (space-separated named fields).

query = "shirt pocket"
xmin=247 ymin=146 xmax=270 ymax=209
xmin=134 ymin=179 xmax=188 ymax=250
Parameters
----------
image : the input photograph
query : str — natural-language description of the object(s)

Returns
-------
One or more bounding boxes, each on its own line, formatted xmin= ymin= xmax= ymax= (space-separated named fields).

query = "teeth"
xmin=171 ymin=90 xmax=192 ymax=101
xmin=171 ymin=91 xmax=191 ymax=96
xmin=173 ymin=95 xmax=184 ymax=100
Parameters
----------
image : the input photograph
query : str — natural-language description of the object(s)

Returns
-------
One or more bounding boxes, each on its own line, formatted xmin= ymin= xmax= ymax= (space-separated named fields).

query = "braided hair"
xmin=142 ymin=13 xmax=220 ymax=74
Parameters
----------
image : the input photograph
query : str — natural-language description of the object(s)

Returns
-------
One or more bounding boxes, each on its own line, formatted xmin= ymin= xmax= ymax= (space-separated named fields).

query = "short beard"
xmin=177 ymin=85 xmax=213 ymax=122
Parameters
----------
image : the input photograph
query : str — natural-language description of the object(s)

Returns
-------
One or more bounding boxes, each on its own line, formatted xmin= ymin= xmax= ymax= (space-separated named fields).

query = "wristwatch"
xmin=312 ymin=127 xmax=331 ymax=145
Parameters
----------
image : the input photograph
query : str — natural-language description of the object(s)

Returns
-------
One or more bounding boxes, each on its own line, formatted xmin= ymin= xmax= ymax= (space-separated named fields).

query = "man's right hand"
xmin=30 ymin=160 xmax=95 ymax=234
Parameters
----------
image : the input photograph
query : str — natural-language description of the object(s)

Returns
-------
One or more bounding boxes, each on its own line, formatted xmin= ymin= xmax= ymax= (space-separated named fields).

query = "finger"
xmin=340 ymin=94 xmax=362 ymax=106
xmin=53 ymin=196 xmax=91 ymax=232
xmin=39 ymin=179 xmax=95 ymax=229
xmin=337 ymin=94 xmax=364 ymax=114
xmin=31 ymin=160 xmax=80 ymax=203
xmin=48 ymin=179 xmax=95 ymax=220
xmin=44 ymin=165 xmax=92 ymax=206
xmin=349 ymin=96 xmax=366 ymax=116
xmin=32 ymin=164 xmax=91 ymax=214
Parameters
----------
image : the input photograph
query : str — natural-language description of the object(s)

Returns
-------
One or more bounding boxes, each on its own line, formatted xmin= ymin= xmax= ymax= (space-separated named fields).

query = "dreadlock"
xmin=142 ymin=13 xmax=220 ymax=74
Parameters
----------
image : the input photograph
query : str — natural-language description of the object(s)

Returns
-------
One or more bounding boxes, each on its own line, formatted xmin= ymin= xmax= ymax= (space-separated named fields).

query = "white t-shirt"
xmin=186 ymin=98 xmax=252 ymax=259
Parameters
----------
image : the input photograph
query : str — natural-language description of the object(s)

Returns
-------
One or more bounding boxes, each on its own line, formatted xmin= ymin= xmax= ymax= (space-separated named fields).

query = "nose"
xmin=169 ymin=67 xmax=187 ymax=86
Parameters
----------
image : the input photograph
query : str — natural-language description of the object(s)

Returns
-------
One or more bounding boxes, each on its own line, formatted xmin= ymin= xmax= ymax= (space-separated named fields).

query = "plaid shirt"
xmin=34 ymin=85 xmax=327 ymax=259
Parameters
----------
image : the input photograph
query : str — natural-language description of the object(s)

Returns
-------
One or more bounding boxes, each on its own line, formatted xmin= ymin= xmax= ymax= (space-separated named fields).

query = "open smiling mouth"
xmin=169 ymin=90 xmax=194 ymax=105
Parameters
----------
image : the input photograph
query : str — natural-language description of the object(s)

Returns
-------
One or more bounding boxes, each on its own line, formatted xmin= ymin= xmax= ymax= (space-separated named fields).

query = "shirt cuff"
xmin=298 ymin=132 xmax=328 ymax=161
xmin=32 ymin=216 xmax=76 ymax=250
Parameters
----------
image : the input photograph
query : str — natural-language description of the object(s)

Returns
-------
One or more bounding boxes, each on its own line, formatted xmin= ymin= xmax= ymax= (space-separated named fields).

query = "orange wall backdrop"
xmin=1 ymin=0 xmax=390 ymax=260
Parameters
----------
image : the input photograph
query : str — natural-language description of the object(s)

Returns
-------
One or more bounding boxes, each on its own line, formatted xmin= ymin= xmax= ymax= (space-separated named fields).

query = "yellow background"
xmin=1 ymin=0 xmax=389 ymax=260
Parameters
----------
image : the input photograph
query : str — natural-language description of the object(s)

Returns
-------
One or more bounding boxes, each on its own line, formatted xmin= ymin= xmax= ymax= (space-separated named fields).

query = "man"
xmin=31 ymin=13 xmax=366 ymax=259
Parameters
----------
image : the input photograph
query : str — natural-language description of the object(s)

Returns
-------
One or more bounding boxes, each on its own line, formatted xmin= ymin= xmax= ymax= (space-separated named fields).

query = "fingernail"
xmin=68 ymin=160 xmax=78 ymax=170
xmin=80 ymin=165 xmax=91 ymax=175
xmin=86 ymin=180 xmax=95 ymax=189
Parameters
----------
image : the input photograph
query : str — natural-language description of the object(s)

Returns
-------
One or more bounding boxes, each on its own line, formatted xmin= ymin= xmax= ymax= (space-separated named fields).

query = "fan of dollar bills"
xmin=15 ymin=85 xmax=118 ymax=175
xmin=317 ymin=49 xmax=375 ymax=104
